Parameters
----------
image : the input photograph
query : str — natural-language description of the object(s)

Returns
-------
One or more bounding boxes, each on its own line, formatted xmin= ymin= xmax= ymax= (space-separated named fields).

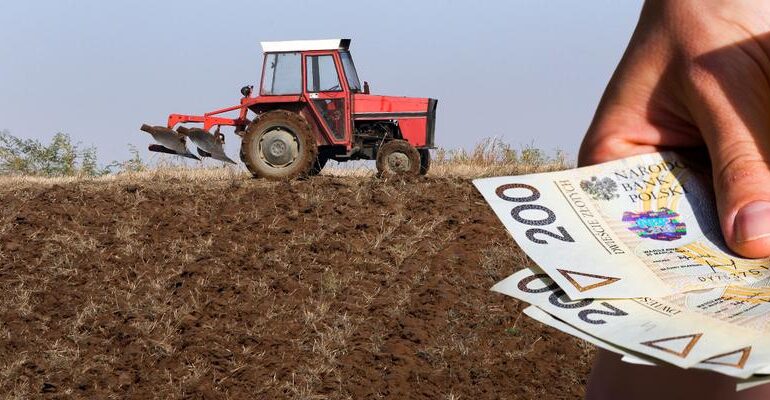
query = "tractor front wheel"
xmin=241 ymin=110 xmax=318 ymax=180
xmin=376 ymin=140 xmax=421 ymax=176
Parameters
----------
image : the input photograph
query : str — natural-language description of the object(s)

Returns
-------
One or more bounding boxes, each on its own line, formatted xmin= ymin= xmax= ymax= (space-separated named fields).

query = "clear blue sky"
xmin=0 ymin=0 xmax=643 ymax=164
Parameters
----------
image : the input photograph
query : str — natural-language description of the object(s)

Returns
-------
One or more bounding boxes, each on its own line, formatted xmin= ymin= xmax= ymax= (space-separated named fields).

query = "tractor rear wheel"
xmin=418 ymin=149 xmax=431 ymax=175
xmin=376 ymin=140 xmax=420 ymax=176
xmin=241 ymin=110 xmax=318 ymax=180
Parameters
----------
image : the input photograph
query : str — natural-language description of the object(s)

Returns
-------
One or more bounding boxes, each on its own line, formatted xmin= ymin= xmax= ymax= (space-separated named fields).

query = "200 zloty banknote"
xmin=494 ymin=267 xmax=770 ymax=377
xmin=523 ymin=305 xmax=770 ymax=389
xmin=474 ymin=152 xmax=770 ymax=300
xmin=522 ymin=305 xmax=769 ymax=384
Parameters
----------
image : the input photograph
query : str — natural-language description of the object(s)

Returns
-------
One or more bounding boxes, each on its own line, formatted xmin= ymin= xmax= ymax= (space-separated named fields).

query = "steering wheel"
xmin=326 ymin=84 xmax=341 ymax=91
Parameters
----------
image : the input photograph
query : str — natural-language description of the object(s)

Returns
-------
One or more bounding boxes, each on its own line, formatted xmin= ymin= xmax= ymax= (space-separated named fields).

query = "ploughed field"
xmin=0 ymin=174 xmax=592 ymax=399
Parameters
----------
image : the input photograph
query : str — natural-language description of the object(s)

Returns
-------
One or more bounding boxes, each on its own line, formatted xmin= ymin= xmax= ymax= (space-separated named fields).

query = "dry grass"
xmin=431 ymin=138 xmax=571 ymax=178
xmin=0 ymin=138 xmax=571 ymax=189
xmin=324 ymin=138 xmax=571 ymax=178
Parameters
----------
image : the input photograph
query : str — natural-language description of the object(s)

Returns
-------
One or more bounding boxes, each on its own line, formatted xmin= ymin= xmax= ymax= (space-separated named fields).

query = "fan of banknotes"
xmin=473 ymin=152 xmax=770 ymax=391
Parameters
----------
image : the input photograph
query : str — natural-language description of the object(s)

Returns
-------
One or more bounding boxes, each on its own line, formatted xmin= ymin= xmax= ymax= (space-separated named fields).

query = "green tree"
xmin=0 ymin=130 xmax=110 ymax=176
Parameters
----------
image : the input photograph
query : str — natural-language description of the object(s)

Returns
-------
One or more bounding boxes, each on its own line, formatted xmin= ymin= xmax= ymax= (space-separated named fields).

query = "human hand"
xmin=579 ymin=0 xmax=770 ymax=258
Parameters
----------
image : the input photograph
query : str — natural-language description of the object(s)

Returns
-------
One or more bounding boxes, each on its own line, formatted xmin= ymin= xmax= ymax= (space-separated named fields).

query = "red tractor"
xmin=141 ymin=39 xmax=437 ymax=179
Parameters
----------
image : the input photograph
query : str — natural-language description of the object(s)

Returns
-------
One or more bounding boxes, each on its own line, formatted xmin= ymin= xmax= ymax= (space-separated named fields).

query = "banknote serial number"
xmin=495 ymin=183 xmax=575 ymax=245
xmin=518 ymin=273 xmax=628 ymax=324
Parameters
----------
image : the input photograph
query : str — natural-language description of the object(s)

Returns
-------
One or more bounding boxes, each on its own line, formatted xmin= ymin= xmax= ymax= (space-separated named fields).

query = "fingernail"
xmin=734 ymin=201 xmax=770 ymax=243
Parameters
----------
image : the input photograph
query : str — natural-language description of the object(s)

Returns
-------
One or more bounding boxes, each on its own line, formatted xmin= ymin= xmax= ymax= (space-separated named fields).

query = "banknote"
xmin=522 ymin=305 xmax=643 ymax=360
xmin=493 ymin=267 xmax=770 ymax=374
xmin=525 ymin=304 xmax=770 ymax=388
xmin=737 ymin=376 xmax=770 ymax=392
xmin=668 ymin=281 xmax=770 ymax=377
xmin=474 ymin=152 xmax=770 ymax=299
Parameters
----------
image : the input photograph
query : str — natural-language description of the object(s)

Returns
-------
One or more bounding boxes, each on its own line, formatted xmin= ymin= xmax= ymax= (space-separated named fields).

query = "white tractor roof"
xmin=260 ymin=39 xmax=351 ymax=53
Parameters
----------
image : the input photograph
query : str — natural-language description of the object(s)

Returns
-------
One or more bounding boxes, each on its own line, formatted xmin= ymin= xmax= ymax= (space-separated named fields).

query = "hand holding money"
xmin=579 ymin=1 xmax=770 ymax=260
xmin=539 ymin=1 xmax=770 ymax=397
xmin=474 ymin=153 xmax=770 ymax=391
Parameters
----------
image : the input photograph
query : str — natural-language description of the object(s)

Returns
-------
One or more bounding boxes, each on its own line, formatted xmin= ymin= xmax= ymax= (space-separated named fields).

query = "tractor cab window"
xmin=262 ymin=52 xmax=302 ymax=95
xmin=340 ymin=51 xmax=361 ymax=92
xmin=305 ymin=55 xmax=341 ymax=92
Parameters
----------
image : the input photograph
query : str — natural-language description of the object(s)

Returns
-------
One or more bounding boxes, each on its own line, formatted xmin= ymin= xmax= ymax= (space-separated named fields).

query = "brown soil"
xmin=0 ymin=176 xmax=593 ymax=399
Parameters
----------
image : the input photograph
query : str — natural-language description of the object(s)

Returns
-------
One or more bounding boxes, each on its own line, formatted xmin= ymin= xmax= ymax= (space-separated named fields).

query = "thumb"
xmin=710 ymin=141 xmax=770 ymax=258
xmin=689 ymin=67 xmax=770 ymax=258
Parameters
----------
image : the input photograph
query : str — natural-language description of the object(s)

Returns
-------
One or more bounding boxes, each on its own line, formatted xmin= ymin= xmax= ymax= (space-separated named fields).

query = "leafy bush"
xmin=0 ymin=130 xmax=111 ymax=176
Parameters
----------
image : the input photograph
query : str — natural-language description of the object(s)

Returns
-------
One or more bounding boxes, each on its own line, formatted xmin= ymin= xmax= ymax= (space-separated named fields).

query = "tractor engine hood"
xmin=352 ymin=94 xmax=438 ymax=148
xmin=352 ymin=95 xmax=433 ymax=118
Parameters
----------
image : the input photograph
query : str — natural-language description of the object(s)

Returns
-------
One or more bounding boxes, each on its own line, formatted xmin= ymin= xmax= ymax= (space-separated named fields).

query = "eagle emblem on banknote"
xmin=622 ymin=208 xmax=687 ymax=241
xmin=580 ymin=176 xmax=619 ymax=200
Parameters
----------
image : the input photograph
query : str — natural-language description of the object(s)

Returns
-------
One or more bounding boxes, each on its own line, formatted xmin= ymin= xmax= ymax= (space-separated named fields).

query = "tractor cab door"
xmin=303 ymin=52 xmax=351 ymax=147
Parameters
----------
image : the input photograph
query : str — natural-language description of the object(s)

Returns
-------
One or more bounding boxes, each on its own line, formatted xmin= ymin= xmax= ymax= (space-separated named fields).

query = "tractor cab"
xmin=261 ymin=39 xmax=362 ymax=94
xmin=141 ymin=38 xmax=437 ymax=179
xmin=258 ymin=39 xmax=358 ymax=146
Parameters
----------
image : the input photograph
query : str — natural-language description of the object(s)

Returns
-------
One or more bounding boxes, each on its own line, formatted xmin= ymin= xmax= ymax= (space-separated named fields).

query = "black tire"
xmin=376 ymin=140 xmax=420 ymax=176
xmin=418 ymin=149 xmax=431 ymax=175
xmin=241 ymin=110 xmax=318 ymax=180
xmin=308 ymin=154 xmax=329 ymax=176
